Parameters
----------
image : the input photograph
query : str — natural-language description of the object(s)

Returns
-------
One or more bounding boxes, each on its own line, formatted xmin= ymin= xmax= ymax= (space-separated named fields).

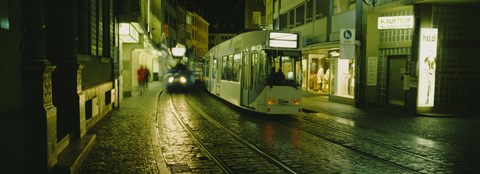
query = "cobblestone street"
xmin=78 ymin=81 xmax=480 ymax=173
xmin=78 ymin=82 xmax=169 ymax=173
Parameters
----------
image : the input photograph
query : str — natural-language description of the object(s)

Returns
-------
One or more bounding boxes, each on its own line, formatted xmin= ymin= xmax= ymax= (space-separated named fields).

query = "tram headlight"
xmin=267 ymin=98 xmax=276 ymax=105
xmin=168 ymin=76 xmax=174 ymax=83
xmin=293 ymin=98 xmax=301 ymax=105
xmin=180 ymin=76 xmax=187 ymax=83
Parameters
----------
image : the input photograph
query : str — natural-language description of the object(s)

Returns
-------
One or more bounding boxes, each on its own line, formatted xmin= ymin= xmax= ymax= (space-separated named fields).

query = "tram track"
xmin=185 ymin=90 xmax=428 ymax=173
xmin=168 ymin=92 xmax=297 ymax=174
xmin=292 ymin=113 xmax=447 ymax=164
xmin=167 ymin=93 xmax=233 ymax=174
xmin=181 ymin=88 xmax=462 ymax=173
xmin=277 ymin=113 xmax=455 ymax=173
xmin=279 ymin=115 xmax=421 ymax=173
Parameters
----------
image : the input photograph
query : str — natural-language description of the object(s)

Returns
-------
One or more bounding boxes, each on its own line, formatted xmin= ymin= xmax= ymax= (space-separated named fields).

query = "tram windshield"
xmin=266 ymin=50 xmax=302 ymax=87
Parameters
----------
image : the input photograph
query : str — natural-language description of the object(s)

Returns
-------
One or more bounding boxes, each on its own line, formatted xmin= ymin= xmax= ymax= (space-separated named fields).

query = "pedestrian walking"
xmin=137 ymin=65 xmax=146 ymax=96
xmin=144 ymin=66 xmax=150 ymax=89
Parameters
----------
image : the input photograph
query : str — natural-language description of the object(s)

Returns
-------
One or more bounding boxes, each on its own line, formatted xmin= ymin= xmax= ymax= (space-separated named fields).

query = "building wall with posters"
xmin=365 ymin=2 xmax=480 ymax=115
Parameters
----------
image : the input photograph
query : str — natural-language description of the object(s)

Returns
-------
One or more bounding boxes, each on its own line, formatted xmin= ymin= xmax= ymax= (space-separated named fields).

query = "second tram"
xmin=203 ymin=30 xmax=303 ymax=114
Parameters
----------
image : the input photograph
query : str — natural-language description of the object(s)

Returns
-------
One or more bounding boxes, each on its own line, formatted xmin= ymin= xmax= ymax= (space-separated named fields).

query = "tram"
xmin=203 ymin=30 xmax=303 ymax=114
xmin=164 ymin=55 xmax=195 ymax=91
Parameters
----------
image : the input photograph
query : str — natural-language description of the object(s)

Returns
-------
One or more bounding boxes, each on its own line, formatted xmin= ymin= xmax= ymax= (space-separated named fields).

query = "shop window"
xmin=328 ymin=49 xmax=354 ymax=98
xmin=305 ymin=55 xmax=330 ymax=94
xmin=333 ymin=58 xmax=354 ymax=97
xmin=296 ymin=4 xmax=305 ymax=26
xmin=289 ymin=10 xmax=294 ymax=29
xmin=273 ymin=18 xmax=279 ymax=30
xmin=306 ymin=0 xmax=313 ymax=23
xmin=315 ymin=0 xmax=328 ymax=19
xmin=308 ymin=58 xmax=320 ymax=91
xmin=280 ymin=13 xmax=288 ymax=30
xmin=0 ymin=0 xmax=9 ymax=30
xmin=333 ymin=0 xmax=356 ymax=14
xmin=302 ymin=59 xmax=307 ymax=89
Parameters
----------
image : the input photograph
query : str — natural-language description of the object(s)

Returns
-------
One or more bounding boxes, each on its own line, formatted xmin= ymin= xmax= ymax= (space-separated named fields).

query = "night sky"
xmin=194 ymin=0 xmax=245 ymax=33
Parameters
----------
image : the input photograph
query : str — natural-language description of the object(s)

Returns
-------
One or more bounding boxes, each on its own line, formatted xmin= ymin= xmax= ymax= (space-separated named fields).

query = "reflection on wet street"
xmin=156 ymin=87 xmax=480 ymax=173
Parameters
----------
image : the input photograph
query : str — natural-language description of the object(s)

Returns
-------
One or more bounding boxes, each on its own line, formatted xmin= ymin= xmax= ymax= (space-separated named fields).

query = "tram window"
xmin=233 ymin=53 xmax=241 ymax=82
xmin=251 ymin=53 xmax=258 ymax=90
xmin=259 ymin=51 xmax=267 ymax=84
xmin=212 ymin=58 xmax=217 ymax=79
xmin=242 ymin=52 xmax=248 ymax=89
xmin=227 ymin=55 xmax=233 ymax=81
xmin=222 ymin=56 xmax=228 ymax=80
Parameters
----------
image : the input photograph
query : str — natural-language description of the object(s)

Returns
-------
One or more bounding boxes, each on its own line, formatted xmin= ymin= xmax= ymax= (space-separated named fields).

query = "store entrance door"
xmin=387 ymin=55 xmax=407 ymax=106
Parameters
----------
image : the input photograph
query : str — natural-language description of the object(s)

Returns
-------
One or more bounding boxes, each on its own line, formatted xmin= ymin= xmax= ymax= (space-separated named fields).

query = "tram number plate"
xmin=278 ymin=99 xmax=290 ymax=105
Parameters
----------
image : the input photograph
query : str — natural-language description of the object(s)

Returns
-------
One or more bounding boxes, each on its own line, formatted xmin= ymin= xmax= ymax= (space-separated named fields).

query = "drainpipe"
xmin=355 ymin=0 xmax=365 ymax=107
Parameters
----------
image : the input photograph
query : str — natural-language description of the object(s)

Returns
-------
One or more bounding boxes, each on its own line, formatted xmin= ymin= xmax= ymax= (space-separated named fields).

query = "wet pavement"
xmin=78 ymin=81 xmax=480 ymax=173
xmin=78 ymin=82 xmax=169 ymax=174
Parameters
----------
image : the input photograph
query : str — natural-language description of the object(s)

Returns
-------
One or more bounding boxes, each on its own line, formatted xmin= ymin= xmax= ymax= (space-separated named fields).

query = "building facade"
xmin=268 ymin=0 xmax=480 ymax=115
xmin=1 ymin=0 xmax=118 ymax=172
xmin=364 ymin=0 xmax=480 ymax=115
xmin=208 ymin=33 xmax=237 ymax=49
xmin=269 ymin=0 xmax=359 ymax=105
xmin=0 ymin=0 xmax=209 ymax=172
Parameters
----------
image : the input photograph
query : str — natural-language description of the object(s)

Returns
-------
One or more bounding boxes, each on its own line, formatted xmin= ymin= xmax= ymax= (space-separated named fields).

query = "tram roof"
xmin=207 ymin=30 xmax=301 ymax=58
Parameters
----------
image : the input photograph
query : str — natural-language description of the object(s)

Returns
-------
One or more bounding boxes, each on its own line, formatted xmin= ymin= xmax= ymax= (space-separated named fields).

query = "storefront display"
xmin=329 ymin=50 xmax=355 ymax=98
xmin=304 ymin=54 xmax=330 ymax=94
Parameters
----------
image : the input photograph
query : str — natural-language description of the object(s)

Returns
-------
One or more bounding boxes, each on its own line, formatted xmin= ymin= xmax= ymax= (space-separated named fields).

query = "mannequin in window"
xmin=323 ymin=69 xmax=330 ymax=92
xmin=317 ymin=66 xmax=324 ymax=93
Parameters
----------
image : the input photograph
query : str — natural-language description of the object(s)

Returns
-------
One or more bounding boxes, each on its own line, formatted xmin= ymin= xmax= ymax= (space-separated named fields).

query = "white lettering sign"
xmin=417 ymin=28 xmax=438 ymax=107
xmin=378 ymin=16 xmax=414 ymax=29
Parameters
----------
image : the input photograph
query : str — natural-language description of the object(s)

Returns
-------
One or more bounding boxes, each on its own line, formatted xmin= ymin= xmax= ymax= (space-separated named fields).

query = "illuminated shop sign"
xmin=378 ymin=16 xmax=414 ymax=29
xmin=417 ymin=28 xmax=437 ymax=107
xmin=269 ymin=32 xmax=298 ymax=48
xmin=119 ymin=23 xmax=139 ymax=43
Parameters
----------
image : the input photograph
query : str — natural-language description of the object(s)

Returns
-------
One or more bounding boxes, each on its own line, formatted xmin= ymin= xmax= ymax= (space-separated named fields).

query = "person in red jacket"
xmin=137 ymin=65 xmax=146 ymax=96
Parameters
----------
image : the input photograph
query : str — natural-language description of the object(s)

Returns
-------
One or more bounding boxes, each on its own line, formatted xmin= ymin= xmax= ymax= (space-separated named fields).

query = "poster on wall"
xmin=417 ymin=28 xmax=438 ymax=107
xmin=367 ymin=57 xmax=378 ymax=86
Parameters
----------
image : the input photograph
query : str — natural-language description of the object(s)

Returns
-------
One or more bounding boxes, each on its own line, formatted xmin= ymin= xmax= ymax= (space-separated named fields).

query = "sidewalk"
xmin=301 ymin=91 xmax=480 ymax=151
xmin=78 ymin=81 xmax=169 ymax=173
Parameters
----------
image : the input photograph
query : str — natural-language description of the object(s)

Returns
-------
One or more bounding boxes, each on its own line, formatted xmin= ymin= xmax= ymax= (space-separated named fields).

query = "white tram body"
xmin=203 ymin=30 xmax=303 ymax=114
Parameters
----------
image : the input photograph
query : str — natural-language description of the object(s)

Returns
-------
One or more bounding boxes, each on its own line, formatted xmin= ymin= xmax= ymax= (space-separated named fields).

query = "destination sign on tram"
xmin=268 ymin=32 xmax=299 ymax=48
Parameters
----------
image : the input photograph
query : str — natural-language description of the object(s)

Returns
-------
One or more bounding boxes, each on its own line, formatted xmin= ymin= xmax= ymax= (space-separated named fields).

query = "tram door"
xmin=241 ymin=51 xmax=250 ymax=106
